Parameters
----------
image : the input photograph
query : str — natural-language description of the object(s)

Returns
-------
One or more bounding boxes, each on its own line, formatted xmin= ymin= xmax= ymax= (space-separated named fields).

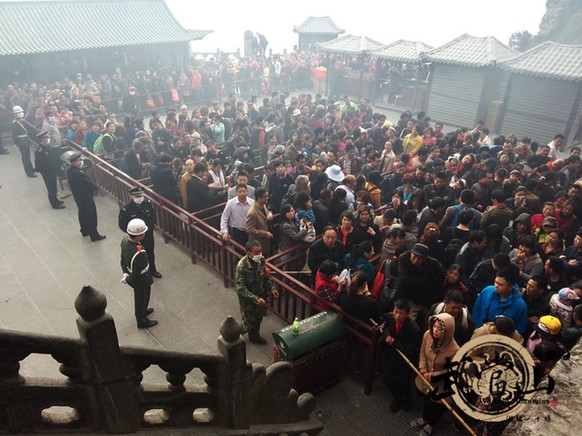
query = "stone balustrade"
xmin=0 ymin=285 xmax=322 ymax=435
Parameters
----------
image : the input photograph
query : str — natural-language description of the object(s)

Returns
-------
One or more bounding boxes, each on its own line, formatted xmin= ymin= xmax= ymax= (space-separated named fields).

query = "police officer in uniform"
xmin=11 ymin=105 xmax=36 ymax=177
xmin=67 ymin=151 xmax=106 ymax=241
xmin=120 ymin=218 xmax=158 ymax=329
xmin=118 ymin=187 xmax=162 ymax=278
xmin=235 ymin=240 xmax=279 ymax=344
xmin=34 ymin=130 xmax=65 ymax=209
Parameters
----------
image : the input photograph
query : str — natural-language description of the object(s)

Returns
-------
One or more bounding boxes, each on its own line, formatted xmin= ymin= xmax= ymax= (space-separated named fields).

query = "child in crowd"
xmin=549 ymin=288 xmax=580 ymax=329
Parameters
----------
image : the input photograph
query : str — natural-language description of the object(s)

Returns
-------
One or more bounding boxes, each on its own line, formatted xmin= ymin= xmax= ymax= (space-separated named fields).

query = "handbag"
xmin=300 ymin=221 xmax=316 ymax=243
xmin=371 ymin=259 xmax=387 ymax=299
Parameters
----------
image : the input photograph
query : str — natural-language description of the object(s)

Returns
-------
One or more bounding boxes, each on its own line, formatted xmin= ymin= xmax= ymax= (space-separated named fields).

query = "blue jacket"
xmin=472 ymin=285 xmax=528 ymax=337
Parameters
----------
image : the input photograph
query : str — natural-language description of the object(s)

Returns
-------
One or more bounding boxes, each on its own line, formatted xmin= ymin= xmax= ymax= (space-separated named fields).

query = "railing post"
xmin=365 ymin=328 xmax=381 ymax=396
xmin=75 ymin=286 xmax=139 ymax=433
xmin=216 ymin=316 xmax=251 ymax=429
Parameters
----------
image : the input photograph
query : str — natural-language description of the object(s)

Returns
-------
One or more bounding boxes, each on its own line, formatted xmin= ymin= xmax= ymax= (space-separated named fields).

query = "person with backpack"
xmin=468 ymin=253 xmax=514 ymax=306
xmin=427 ymin=289 xmax=475 ymax=346
xmin=439 ymin=189 xmax=481 ymax=230
xmin=441 ymin=209 xmax=474 ymax=247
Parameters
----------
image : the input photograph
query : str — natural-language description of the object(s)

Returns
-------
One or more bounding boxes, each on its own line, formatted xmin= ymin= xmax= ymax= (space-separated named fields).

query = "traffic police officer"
xmin=11 ymin=105 xmax=36 ymax=177
xmin=120 ymin=218 xmax=158 ymax=329
xmin=235 ymin=240 xmax=279 ymax=344
xmin=34 ymin=130 xmax=65 ymax=209
xmin=118 ymin=187 xmax=162 ymax=278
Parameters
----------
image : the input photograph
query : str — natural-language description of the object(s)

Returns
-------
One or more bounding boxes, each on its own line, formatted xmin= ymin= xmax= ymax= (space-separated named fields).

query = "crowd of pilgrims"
xmin=135 ymin=93 xmax=580 ymax=435
xmin=10 ymin=68 xmax=582 ymax=434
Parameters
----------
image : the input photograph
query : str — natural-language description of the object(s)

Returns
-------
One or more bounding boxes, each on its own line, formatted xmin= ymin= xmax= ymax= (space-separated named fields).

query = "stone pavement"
xmin=0 ymin=134 xmax=461 ymax=435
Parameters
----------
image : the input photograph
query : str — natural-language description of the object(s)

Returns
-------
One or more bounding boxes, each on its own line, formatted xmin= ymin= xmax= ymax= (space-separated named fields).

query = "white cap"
xmin=127 ymin=218 xmax=148 ymax=235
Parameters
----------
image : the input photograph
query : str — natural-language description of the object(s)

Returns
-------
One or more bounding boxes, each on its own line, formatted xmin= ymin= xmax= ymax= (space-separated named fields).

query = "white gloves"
xmin=120 ymin=273 xmax=129 ymax=284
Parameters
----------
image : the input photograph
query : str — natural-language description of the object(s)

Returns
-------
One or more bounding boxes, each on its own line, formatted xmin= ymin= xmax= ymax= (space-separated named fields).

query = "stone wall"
xmin=503 ymin=341 xmax=582 ymax=435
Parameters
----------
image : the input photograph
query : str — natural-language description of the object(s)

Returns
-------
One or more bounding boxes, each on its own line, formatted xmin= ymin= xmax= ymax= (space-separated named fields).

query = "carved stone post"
xmin=75 ymin=286 xmax=138 ymax=433
xmin=217 ymin=316 xmax=251 ymax=429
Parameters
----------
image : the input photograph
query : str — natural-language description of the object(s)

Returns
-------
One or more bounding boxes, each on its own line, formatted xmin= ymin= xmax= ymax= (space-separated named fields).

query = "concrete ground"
xmin=0 ymin=129 xmax=461 ymax=435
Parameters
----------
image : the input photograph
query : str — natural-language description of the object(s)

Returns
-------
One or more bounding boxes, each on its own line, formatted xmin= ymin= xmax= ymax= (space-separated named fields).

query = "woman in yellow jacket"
xmin=403 ymin=126 xmax=423 ymax=156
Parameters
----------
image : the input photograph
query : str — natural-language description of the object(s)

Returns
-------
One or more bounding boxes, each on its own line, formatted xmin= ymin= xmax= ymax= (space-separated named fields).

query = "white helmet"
xmin=13 ymin=105 xmax=24 ymax=114
xmin=127 ymin=218 xmax=148 ymax=235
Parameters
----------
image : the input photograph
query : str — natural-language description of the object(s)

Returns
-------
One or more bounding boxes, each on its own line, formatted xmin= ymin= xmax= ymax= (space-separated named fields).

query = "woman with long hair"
xmin=278 ymin=203 xmax=309 ymax=269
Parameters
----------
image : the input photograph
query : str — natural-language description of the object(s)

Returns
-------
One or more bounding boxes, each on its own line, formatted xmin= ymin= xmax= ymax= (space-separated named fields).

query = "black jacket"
xmin=307 ymin=239 xmax=345 ymax=282
xmin=268 ymin=173 xmax=294 ymax=213
xmin=124 ymin=149 xmax=150 ymax=180
xmin=339 ymin=293 xmax=381 ymax=324
xmin=150 ymin=164 xmax=177 ymax=203
xmin=382 ymin=313 xmax=422 ymax=368
xmin=118 ymin=199 xmax=156 ymax=236
xmin=312 ymin=200 xmax=331 ymax=234
xmin=397 ymin=250 xmax=445 ymax=307
xmin=186 ymin=175 xmax=218 ymax=213
xmin=68 ymin=166 xmax=97 ymax=201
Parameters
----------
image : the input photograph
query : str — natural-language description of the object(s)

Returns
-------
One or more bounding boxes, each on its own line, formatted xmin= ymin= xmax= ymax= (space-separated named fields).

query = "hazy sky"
xmin=167 ymin=0 xmax=548 ymax=54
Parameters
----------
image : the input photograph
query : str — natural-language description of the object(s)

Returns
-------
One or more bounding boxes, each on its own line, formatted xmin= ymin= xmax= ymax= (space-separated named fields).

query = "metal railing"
xmin=63 ymin=140 xmax=383 ymax=395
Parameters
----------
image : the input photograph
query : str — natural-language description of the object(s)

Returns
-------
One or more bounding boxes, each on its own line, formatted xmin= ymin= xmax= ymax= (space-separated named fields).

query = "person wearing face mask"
xmin=11 ymin=105 xmax=36 ymax=177
xmin=118 ymin=187 xmax=161 ymax=278
xmin=122 ymin=86 xmax=139 ymax=115
xmin=235 ymin=241 xmax=279 ymax=345
xmin=120 ymin=218 xmax=157 ymax=329
xmin=34 ymin=130 xmax=64 ymax=209
xmin=67 ymin=151 xmax=106 ymax=241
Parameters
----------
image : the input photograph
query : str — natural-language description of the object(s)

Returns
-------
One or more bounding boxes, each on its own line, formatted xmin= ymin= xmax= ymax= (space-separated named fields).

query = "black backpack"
xmin=444 ymin=239 xmax=464 ymax=269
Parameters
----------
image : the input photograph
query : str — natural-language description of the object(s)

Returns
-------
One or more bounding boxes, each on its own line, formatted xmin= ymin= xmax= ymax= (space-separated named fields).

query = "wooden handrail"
xmin=63 ymin=139 xmax=385 ymax=395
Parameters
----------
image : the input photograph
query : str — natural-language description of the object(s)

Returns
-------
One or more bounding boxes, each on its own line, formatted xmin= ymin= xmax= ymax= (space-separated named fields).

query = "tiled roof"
xmin=423 ymin=34 xmax=518 ymax=67
xmin=316 ymin=35 xmax=385 ymax=55
xmin=0 ymin=0 xmax=212 ymax=56
xmin=499 ymin=41 xmax=582 ymax=82
xmin=294 ymin=16 xmax=344 ymax=35
xmin=372 ymin=39 xmax=433 ymax=63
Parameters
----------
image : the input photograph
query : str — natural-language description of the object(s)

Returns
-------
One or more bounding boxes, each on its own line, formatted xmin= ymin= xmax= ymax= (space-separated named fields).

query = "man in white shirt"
xmin=221 ymin=183 xmax=254 ymax=246
xmin=335 ymin=174 xmax=356 ymax=207
xmin=547 ymin=133 xmax=565 ymax=159
xmin=228 ymin=171 xmax=255 ymax=200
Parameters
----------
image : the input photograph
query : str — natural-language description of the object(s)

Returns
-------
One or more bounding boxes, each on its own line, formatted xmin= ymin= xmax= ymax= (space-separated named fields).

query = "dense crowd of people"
xmin=5 ymin=56 xmax=582 ymax=435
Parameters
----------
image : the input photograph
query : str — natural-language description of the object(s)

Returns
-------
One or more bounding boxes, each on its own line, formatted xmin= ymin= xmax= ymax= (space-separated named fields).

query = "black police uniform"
xmin=68 ymin=159 xmax=104 ymax=240
xmin=34 ymin=138 xmax=63 ymax=209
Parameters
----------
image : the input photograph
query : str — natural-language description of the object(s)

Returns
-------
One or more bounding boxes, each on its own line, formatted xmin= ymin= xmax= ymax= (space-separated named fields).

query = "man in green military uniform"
xmin=236 ymin=241 xmax=279 ymax=344
xmin=120 ymin=218 xmax=158 ymax=329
